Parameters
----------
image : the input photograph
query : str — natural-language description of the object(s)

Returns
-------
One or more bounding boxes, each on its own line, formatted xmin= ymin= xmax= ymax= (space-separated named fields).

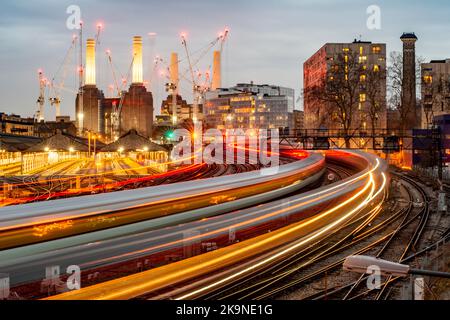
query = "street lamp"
xmin=343 ymin=255 xmax=450 ymax=279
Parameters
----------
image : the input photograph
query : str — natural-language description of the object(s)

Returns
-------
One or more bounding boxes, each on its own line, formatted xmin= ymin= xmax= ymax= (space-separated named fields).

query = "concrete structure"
xmin=212 ymin=51 xmax=221 ymax=90
xmin=0 ymin=133 xmax=41 ymax=152
xmin=0 ymin=113 xmax=35 ymax=136
xmin=303 ymin=40 xmax=387 ymax=131
xmin=204 ymin=83 xmax=295 ymax=130
xmin=400 ymin=32 xmax=420 ymax=129
xmin=26 ymin=131 xmax=92 ymax=152
xmin=433 ymin=114 xmax=450 ymax=165
xmin=132 ymin=36 xmax=143 ymax=84
xmin=34 ymin=117 xmax=77 ymax=138
xmin=75 ymin=38 xmax=104 ymax=135
xmin=170 ymin=52 xmax=179 ymax=94
xmin=160 ymin=95 xmax=203 ymax=124
xmin=293 ymin=110 xmax=304 ymax=132
xmin=421 ymin=59 xmax=450 ymax=128
xmin=119 ymin=84 xmax=153 ymax=138
xmin=76 ymin=36 xmax=153 ymax=139
xmin=386 ymin=108 xmax=402 ymax=134
xmin=85 ymin=39 xmax=96 ymax=86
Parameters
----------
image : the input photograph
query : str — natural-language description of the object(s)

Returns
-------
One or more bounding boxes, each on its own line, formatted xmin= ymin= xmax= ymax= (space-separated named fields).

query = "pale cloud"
xmin=0 ymin=0 xmax=449 ymax=118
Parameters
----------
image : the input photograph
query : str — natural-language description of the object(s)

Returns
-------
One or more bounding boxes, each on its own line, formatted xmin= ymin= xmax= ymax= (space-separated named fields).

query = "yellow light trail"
xmin=3 ymin=151 xmax=200 ymax=189
xmin=175 ymin=172 xmax=385 ymax=300
xmin=45 ymin=158 xmax=386 ymax=300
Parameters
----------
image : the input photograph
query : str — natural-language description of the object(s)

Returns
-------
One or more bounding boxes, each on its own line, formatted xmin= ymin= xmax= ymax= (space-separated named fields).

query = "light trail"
xmin=175 ymin=171 xmax=384 ymax=300
xmin=0 ymin=154 xmax=323 ymax=249
xmin=5 ymin=163 xmax=204 ymax=206
xmin=2 ymin=153 xmax=197 ymax=189
xmin=44 ymin=152 xmax=387 ymax=300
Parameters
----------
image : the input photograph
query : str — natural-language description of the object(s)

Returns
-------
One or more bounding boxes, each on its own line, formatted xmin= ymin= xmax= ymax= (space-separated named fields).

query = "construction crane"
xmin=76 ymin=21 xmax=84 ymax=135
xmin=219 ymin=28 xmax=229 ymax=52
xmin=178 ymin=29 xmax=229 ymax=121
xmin=181 ymin=33 xmax=197 ymax=123
xmin=147 ymin=32 xmax=157 ymax=91
xmin=95 ymin=22 xmax=103 ymax=46
xmin=36 ymin=69 xmax=47 ymax=121
xmin=49 ymin=35 xmax=77 ymax=118
xmin=105 ymin=49 xmax=121 ymax=97
xmin=111 ymin=55 xmax=135 ymax=140
xmin=179 ymin=32 xmax=224 ymax=85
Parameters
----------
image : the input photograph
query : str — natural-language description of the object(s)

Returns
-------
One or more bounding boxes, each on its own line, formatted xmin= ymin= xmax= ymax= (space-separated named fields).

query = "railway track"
xmin=276 ymin=172 xmax=436 ymax=301
xmin=181 ymin=161 xmax=368 ymax=300
xmin=196 ymin=168 xmax=436 ymax=301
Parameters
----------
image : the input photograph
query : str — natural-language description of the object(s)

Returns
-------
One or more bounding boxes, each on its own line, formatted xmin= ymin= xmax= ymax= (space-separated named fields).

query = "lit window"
xmin=359 ymin=46 xmax=364 ymax=55
xmin=423 ymin=75 xmax=433 ymax=84
xmin=359 ymin=93 xmax=366 ymax=102
xmin=359 ymin=56 xmax=367 ymax=63
xmin=372 ymin=46 xmax=381 ymax=54
xmin=343 ymin=48 xmax=350 ymax=53
xmin=373 ymin=65 xmax=380 ymax=72
xmin=360 ymin=74 xmax=366 ymax=82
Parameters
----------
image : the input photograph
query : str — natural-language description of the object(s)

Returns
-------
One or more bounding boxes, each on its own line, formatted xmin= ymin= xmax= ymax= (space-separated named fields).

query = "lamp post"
xmin=93 ymin=134 xmax=97 ymax=156
xmin=87 ymin=131 xmax=91 ymax=158
xmin=343 ymin=255 xmax=450 ymax=278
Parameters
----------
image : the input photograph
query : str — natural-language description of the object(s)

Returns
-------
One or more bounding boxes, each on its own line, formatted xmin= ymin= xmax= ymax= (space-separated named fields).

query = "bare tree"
xmin=365 ymin=63 xmax=386 ymax=148
xmin=387 ymin=51 xmax=424 ymax=132
xmin=306 ymin=50 xmax=365 ymax=148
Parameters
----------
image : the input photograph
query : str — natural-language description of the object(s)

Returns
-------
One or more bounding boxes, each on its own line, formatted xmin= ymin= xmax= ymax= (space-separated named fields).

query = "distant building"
xmin=160 ymin=94 xmax=204 ymax=124
xmin=76 ymin=36 xmax=153 ymax=140
xmin=433 ymin=114 xmax=450 ymax=165
xmin=0 ymin=113 xmax=35 ymax=136
xmin=293 ymin=110 xmax=304 ymax=132
xmin=204 ymin=83 xmax=295 ymax=130
xmin=161 ymin=94 xmax=188 ymax=121
xmin=34 ymin=116 xmax=77 ymax=138
xmin=303 ymin=40 xmax=387 ymax=131
xmin=421 ymin=59 xmax=450 ymax=128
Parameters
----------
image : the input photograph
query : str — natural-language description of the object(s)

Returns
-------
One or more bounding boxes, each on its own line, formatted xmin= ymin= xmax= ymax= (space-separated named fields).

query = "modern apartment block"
xmin=204 ymin=83 xmax=295 ymax=131
xmin=303 ymin=40 xmax=387 ymax=132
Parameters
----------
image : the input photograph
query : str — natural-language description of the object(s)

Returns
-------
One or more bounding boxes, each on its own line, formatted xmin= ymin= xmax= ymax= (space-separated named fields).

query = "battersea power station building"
xmin=75 ymin=36 xmax=153 ymax=140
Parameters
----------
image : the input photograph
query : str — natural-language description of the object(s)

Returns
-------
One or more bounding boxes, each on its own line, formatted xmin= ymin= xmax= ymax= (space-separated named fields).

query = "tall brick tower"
xmin=400 ymin=32 xmax=419 ymax=130
xmin=120 ymin=36 xmax=153 ymax=137
xmin=75 ymin=38 xmax=105 ymax=134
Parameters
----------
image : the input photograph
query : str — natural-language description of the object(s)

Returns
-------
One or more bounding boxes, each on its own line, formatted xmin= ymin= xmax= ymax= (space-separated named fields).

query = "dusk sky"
xmin=1 ymin=0 xmax=449 ymax=119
